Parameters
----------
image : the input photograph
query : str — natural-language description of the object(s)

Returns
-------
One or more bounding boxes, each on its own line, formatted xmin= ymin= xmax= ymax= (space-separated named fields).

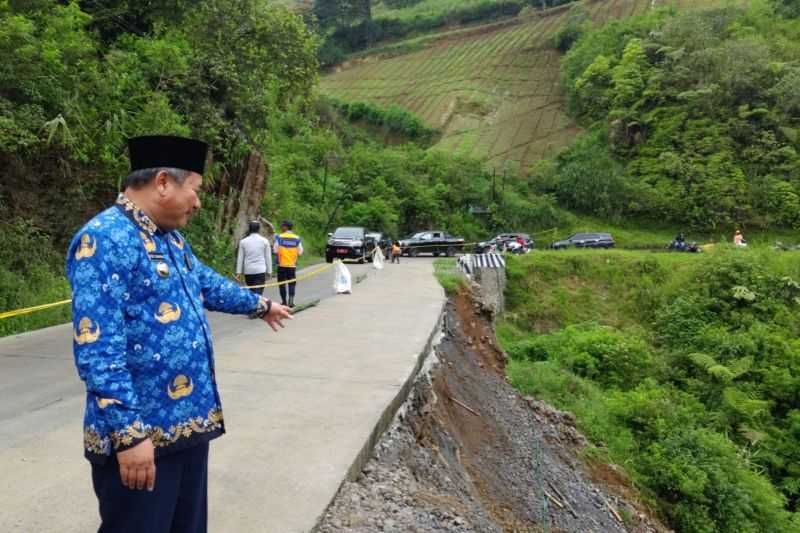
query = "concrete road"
xmin=0 ymin=259 xmax=443 ymax=532
xmin=0 ymin=262 xmax=371 ymax=432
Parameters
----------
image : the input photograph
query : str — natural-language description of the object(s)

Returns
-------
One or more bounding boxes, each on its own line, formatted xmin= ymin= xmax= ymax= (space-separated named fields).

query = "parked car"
xmin=474 ymin=233 xmax=534 ymax=254
xmin=326 ymin=227 xmax=377 ymax=263
xmin=367 ymin=231 xmax=393 ymax=259
xmin=400 ymin=230 xmax=465 ymax=257
xmin=551 ymin=232 xmax=615 ymax=249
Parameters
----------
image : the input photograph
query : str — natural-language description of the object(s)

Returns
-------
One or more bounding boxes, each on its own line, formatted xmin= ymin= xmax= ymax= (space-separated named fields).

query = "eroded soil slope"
xmin=317 ymin=291 xmax=667 ymax=532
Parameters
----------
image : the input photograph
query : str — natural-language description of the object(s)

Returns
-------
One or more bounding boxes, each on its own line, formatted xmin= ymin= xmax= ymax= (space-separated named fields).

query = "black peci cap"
xmin=128 ymin=135 xmax=208 ymax=175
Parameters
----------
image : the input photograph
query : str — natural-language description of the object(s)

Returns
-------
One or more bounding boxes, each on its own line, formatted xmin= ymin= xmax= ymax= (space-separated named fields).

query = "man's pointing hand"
xmin=263 ymin=302 xmax=292 ymax=331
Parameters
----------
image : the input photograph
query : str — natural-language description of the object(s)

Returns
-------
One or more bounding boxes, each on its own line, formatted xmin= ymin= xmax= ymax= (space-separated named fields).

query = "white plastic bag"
xmin=372 ymin=246 xmax=385 ymax=270
xmin=333 ymin=260 xmax=352 ymax=294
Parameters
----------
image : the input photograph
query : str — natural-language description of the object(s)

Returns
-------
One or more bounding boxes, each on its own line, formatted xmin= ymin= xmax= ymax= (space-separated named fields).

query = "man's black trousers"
xmin=244 ymin=272 xmax=267 ymax=296
xmin=91 ymin=442 xmax=209 ymax=533
xmin=277 ymin=266 xmax=297 ymax=304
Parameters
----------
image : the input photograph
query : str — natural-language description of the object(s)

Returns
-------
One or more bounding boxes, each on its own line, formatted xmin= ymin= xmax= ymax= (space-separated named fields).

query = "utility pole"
xmin=322 ymin=151 xmax=339 ymax=205
xmin=322 ymin=159 xmax=328 ymax=204
xmin=502 ymin=165 xmax=507 ymax=201
xmin=492 ymin=169 xmax=497 ymax=204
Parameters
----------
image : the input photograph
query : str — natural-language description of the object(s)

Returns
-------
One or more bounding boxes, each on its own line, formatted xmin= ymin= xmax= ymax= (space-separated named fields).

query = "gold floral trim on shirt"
xmin=84 ymin=407 xmax=225 ymax=454
xmin=116 ymin=194 xmax=158 ymax=235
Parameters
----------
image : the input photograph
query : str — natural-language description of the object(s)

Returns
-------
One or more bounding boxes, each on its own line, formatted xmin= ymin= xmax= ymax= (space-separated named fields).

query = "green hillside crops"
xmin=322 ymin=0 xmax=725 ymax=172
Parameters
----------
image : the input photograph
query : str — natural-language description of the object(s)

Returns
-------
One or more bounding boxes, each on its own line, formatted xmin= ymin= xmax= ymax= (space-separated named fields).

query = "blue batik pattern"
xmin=66 ymin=194 xmax=260 ymax=463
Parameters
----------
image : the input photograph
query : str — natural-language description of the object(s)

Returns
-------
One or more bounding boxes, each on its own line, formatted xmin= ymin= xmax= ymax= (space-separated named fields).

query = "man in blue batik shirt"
xmin=66 ymin=135 xmax=291 ymax=533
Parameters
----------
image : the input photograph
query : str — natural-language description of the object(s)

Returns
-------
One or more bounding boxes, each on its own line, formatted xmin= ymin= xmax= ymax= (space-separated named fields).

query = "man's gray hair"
xmin=123 ymin=167 xmax=191 ymax=190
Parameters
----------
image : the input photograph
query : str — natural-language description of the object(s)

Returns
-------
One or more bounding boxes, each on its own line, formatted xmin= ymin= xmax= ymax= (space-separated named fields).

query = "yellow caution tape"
xmin=1 ymin=262 xmax=339 ymax=320
xmin=1 ymin=229 xmax=560 ymax=320
xmin=239 ymin=262 xmax=336 ymax=290
xmin=0 ymin=298 xmax=73 ymax=320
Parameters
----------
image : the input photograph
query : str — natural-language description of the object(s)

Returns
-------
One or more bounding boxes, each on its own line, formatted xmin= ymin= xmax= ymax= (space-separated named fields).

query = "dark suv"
xmin=551 ymin=232 xmax=615 ymax=249
xmin=326 ymin=227 xmax=377 ymax=263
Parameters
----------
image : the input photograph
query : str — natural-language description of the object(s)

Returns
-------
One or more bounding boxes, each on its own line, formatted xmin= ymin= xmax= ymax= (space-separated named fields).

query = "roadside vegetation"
xmin=500 ymin=248 xmax=800 ymax=531
xmin=0 ymin=0 xmax=579 ymax=337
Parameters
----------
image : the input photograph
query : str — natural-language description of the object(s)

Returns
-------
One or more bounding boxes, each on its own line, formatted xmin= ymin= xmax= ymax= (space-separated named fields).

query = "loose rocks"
xmin=317 ymin=291 xmax=668 ymax=533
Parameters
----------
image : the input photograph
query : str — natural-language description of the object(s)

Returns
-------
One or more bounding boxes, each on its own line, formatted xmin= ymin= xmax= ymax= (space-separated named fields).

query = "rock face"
xmin=470 ymin=263 xmax=506 ymax=319
xmin=316 ymin=289 xmax=669 ymax=533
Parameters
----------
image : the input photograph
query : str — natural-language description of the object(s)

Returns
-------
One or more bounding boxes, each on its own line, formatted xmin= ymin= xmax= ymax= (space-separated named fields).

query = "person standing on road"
xmin=66 ymin=135 xmax=292 ymax=533
xmin=274 ymin=220 xmax=303 ymax=308
xmin=391 ymin=241 xmax=401 ymax=264
xmin=236 ymin=220 xmax=273 ymax=301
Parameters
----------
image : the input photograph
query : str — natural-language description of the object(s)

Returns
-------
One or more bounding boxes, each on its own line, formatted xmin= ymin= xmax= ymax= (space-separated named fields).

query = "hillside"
xmin=500 ymin=248 xmax=800 ymax=531
xmin=321 ymin=0 xmax=713 ymax=172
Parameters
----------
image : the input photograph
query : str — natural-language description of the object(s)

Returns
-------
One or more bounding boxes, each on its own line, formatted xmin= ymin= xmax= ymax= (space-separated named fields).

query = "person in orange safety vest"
xmin=273 ymin=220 xmax=303 ymax=307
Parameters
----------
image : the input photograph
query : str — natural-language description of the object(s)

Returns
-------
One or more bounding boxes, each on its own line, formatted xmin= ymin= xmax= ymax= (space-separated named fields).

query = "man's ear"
xmin=154 ymin=171 xmax=171 ymax=197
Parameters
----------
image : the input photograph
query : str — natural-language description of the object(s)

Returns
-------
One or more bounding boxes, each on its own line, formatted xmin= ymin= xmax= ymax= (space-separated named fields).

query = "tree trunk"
xmin=231 ymin=151 xmax=269 ymax=244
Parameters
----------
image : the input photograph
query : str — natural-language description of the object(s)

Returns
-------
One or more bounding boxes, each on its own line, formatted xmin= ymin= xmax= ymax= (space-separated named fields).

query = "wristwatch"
xmin=253 ymin=296 xmax=272 ymax=319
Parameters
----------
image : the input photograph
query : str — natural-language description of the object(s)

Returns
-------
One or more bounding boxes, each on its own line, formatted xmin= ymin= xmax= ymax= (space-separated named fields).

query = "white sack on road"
xmin=334 ymin=260 xmax=352 ymax=294
xmin=373 ymin=246 xmax=385 ymax=270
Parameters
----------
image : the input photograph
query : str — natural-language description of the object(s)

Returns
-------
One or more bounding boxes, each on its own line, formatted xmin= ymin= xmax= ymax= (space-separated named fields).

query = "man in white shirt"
xmin=236 ymin=221 xmax=273 ymax=299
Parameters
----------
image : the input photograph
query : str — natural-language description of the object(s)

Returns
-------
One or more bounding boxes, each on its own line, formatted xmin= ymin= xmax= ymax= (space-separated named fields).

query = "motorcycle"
xmin=667 ymin=239 xmax=702 ymax=253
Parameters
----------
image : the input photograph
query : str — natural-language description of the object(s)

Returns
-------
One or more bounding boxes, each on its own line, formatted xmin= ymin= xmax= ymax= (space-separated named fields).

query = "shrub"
xmin=509 ymin=323 xmax=654 ymax=389
xmin=501 ymin=251 xmax=800 ymax=530
xmin=550 ymin=5 xmax=592 ymax=52
xmin=326 ymin=97 xmax=439 ymax=142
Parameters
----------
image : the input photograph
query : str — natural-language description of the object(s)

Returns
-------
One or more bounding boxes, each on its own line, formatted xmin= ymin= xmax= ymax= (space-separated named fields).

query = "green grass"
xmin=433 ymin=257 xmax=465 ymax=294
xmin=0 ymin=275 xmax=72 ymax=338
xmin=536 ymin=213 xmax=800 ymax=250
xmin=298 ymin=253 xmax=324 ymax=269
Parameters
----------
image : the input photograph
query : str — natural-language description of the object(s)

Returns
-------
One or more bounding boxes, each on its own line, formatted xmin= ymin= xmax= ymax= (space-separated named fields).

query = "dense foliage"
xmin=501 ymin=249 xmax=800 ymax=531
xmin=532 ymin=2 xmax=800 ymax=231
xmin=549 ymin=4 xmax=591 ymax=52
xmin=325 ymin=97 xmax=439 ymax=143
xmin=0 ymin=0 xmax=570 ymax=335
xmin=0 ymin=0 xmax=319 ymax=333
xmin=264 ymin=122 xmax=572 ymax=254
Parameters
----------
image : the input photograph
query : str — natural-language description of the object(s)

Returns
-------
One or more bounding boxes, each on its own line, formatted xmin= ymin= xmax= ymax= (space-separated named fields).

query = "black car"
xmin=400 ymin=230 xmax=465 ymax=257
xmin=326 ymin=227 xmax=377 ymax=263
xmin=474 ymin=233 xmax=534 ymax=254
xmin=551 ymin=232 xmax=615 ymax=249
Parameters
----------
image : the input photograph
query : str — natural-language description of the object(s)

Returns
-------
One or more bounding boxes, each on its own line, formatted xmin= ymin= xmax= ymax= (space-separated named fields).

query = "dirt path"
xmin=317 ymin=290 xmax=668 ymax=532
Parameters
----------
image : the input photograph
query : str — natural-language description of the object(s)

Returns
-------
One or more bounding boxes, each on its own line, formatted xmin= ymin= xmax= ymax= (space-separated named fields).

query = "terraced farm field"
xmin=322 ymin=0 xmax=720 ymax=172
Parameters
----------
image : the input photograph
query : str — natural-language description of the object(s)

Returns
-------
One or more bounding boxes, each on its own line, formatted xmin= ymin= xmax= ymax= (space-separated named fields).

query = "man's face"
xmin=158 ymin=171 xmax=203 ymax=230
